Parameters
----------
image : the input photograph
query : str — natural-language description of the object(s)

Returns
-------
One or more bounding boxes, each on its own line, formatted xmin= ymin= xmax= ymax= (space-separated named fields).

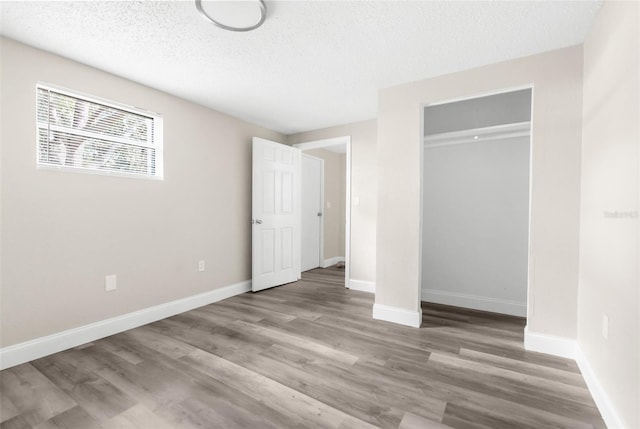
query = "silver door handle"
xmin=317 ymin=212 xmax=323 ymax=217
xmin=254 ymin=219 xmax=263 ymax=224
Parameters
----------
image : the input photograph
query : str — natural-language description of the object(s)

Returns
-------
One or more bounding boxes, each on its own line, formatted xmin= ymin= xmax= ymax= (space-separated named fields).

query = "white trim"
xmin=523 ymin=326 xmax=577 ymax=359
xmin=344 ymin=139 xmax=351 ymax=288
xmin=322 ymin=256 xmax=345 ymax=268
xmin=523 ymin=328 xmax=624 ymax=428
xmin=418 ymin=97 xmax=426 ymax=315
xmin=422 ymin=289 xmax=526 ymax=317
xmin=372 ymin=304 xmax=422 ymax=328
xmin=526 ymin=86 xmax=535 ymax=322
xmin=575 ymin=348 xmax=625 ymax=429
xmin=293 ymin=136 xmax=352 ymax=289
xmin=293 ymin=137 xmax=348 ymax=151
xmin=0 ymin=280 xmax=251 ymax=370
xmin=349 ymin=279 xmax=375 ymax=293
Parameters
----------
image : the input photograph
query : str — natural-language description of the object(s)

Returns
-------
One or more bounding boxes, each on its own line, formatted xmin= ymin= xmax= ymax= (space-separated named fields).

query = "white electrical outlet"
xmin=198 ymin=260 xmax=205 ymax=272
xmin=105 ymin=274 xmax=117 ymax=292
xmin=602 ymin=314 xmax=609 ymax=339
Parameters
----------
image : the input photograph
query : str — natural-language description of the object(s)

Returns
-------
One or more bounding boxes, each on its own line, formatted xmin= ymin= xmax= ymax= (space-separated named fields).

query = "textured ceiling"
xmin=0 ymin=1 xmax=602 ymax=134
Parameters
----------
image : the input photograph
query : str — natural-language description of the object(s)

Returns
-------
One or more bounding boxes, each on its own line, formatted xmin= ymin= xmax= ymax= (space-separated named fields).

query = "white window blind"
xmin=36 ymin=84 xmax=163 ymax=179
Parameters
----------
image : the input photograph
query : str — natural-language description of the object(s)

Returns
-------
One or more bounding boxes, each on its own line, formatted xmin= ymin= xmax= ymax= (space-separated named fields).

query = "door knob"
xmin=255 ymin=219 xmax=263 ymax=224
xmin=317 ymin=212 xmax=323 ymax=217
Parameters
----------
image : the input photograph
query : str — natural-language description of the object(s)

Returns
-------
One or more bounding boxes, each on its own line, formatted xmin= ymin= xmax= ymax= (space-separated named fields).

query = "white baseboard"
xmin=322 ymin=256 xmax=345 ymax=268
xmin=523 ymin=326 xmax=577 ymax=359
xmin=349 ymin=279 xmax=375 ymax=293
xmin=524 ymin=328 xmax=624 ymax=428
xmin=372 ymin=303 xmax=422 ymax=328
xmin=422 ymin=289 xmax=526 ymax=317
xmin=575 ymin=348 xmax=625 ymax=429
xmin=0 ymin=280 xmax=251 ymax=370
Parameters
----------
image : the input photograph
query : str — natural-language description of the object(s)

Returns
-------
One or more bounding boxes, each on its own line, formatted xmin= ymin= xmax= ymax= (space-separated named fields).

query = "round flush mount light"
xmin=195 ymin=0 xmax=267 ymax=32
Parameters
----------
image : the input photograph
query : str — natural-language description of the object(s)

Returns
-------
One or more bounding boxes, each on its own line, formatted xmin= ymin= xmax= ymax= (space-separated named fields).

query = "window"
xmin=36 ymin=83 xmax=163 ymax=179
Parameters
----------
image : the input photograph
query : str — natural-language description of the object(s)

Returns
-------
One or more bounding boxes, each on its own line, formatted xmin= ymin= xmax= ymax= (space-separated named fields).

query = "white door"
xmin=301 ymin=154 xmax=323 ymax=272
xmin=252 ymin=137 xmax=301 ymax=292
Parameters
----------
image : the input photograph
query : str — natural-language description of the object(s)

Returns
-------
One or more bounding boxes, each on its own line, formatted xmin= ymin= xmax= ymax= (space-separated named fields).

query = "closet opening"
xmin=420 ymin=88 xmax=533 ymax=317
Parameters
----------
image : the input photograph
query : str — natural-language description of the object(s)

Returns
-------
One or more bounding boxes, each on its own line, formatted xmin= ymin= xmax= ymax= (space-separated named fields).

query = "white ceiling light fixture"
xmin=195 ymin=0 xmax=267 ymax=32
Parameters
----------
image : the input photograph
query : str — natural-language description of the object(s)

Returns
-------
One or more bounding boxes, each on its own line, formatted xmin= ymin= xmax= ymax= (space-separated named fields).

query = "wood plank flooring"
xmin=1 ymin=266 xmax=605 ymax=428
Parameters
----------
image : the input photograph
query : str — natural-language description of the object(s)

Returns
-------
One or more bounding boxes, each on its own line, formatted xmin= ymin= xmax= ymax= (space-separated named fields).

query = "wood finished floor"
xmin=1 ymin=266 xmax=605 ymax=429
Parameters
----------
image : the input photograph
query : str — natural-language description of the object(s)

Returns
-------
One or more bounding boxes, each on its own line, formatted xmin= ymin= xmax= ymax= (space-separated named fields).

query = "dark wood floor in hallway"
xmin=1 ymin=266 xmax=605 ymax=429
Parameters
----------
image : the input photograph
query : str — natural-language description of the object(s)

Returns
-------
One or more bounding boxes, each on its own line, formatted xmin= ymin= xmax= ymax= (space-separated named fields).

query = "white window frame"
xmin=35 ymin=82 xmax=164 ymax=180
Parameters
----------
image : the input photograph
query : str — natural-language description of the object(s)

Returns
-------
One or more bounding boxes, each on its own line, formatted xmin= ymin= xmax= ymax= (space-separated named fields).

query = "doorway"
xmin=301 ymin=154 xmax=323 ymax=271
xmin=294 ymin=137 xmax=351 ymax=287
xmin=421 ymin=88 xmax=533 ymax=317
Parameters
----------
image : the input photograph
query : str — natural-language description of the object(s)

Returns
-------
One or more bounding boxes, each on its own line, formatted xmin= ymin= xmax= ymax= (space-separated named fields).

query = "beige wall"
xmin=578 ymin=1 xmax=640 ymax=427
xmin=302 ymin=148 xmax=345 ymax=261
xmin=288 ymin=120 xmax=377 ymax=284
xmin=377 ymin=46 xmax=584 ymax=337
xmin=0 ymin=38 xmax=284 ymax=347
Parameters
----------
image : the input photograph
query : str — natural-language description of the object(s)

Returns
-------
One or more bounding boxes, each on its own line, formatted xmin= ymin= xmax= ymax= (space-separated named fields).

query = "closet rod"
xmin=424 ymin=121 xmax=531 ymax=149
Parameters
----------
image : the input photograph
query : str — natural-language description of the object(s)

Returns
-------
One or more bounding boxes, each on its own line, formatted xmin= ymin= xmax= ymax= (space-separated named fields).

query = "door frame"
xmin=293 ymin=136 xmax=351 ymax=288
xmin=301 ymin=153 xmax=325 ymax=271
xmin=419 ymin=85 xmax=534 ymax=316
